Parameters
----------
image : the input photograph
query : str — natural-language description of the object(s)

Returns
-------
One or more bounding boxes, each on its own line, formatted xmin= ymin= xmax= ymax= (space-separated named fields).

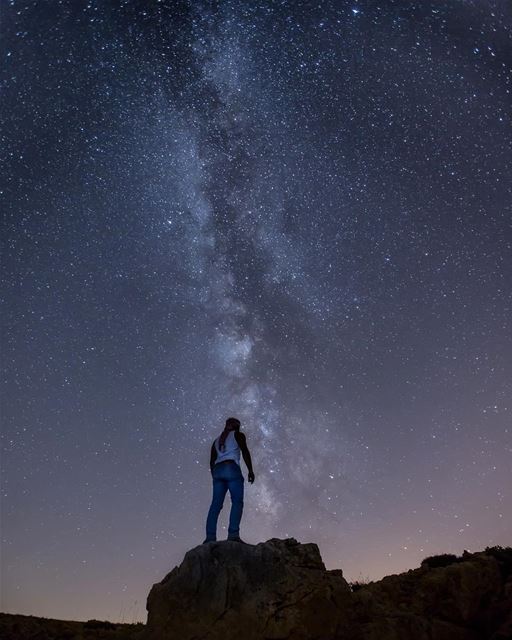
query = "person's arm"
xmin=235 ymin=432 xmax=255 ymax=483
xmin=210 ymin=442 xmax=217 ymax=472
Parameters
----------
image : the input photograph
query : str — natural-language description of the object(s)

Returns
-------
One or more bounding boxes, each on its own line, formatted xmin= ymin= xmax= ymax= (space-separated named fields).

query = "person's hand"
xmin=248 ymin=471 xmax=255 ymax=484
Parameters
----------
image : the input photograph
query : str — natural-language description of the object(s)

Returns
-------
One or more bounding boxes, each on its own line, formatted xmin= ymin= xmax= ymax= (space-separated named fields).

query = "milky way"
xmin=2 ymin=0 xmax=511 ymax=623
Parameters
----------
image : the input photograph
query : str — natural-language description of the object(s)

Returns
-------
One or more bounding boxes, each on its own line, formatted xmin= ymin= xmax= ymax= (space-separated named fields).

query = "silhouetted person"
xmin=204 ymin=417 xmax=255 ymax=543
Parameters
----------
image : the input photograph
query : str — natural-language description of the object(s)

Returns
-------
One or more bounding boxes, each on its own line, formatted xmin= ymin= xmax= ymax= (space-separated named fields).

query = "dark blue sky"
xmin=2 ymin=0 xmax=511 ymax=623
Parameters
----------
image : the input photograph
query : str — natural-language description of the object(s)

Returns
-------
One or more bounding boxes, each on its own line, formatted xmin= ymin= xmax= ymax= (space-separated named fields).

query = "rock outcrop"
xmin=146 ymin=540 xmax=512 ymax=640
xmin=146 ymin=538 xmax=350 ymax=640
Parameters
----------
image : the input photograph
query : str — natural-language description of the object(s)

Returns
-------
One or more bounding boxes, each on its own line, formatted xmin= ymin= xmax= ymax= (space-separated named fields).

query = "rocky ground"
xmin=146 ymin=539 xmax=512 ymax=640
xmin=2 ymin=540 xmax=511 ymax=639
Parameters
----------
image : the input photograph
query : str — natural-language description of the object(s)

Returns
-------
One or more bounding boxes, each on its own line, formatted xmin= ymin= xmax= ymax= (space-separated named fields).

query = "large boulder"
xmin=146 ymin=537 xmax=351 ymax=640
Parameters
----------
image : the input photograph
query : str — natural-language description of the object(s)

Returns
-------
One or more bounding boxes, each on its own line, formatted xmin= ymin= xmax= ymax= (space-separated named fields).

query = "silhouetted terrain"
xmin=2 ymin=542 xmax=511 ymax=639
xmin=0 ymin=614 xmax=146 ymax=640
xmin=147 ymin=540 xmax=512 ymax=640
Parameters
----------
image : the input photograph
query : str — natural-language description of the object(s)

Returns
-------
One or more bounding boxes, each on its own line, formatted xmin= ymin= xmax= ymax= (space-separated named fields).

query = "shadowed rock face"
xmin=146 ymin=538 xmax=351 ymax=640
xmin=146 ymin=541 xmax=512 ymax=640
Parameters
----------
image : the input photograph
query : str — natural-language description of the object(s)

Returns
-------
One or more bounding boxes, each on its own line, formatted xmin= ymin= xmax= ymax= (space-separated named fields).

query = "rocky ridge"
xmin=146 ymin=538 xmax=512 ymax=640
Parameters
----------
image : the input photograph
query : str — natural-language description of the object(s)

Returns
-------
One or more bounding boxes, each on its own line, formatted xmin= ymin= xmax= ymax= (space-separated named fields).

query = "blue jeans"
xmin=205 ymin=462 xmax=244 ymax=540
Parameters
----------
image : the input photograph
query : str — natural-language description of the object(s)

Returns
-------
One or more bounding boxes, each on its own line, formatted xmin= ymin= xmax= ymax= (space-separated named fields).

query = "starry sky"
xmin=2 ymin=0 xmax=511 ymax=624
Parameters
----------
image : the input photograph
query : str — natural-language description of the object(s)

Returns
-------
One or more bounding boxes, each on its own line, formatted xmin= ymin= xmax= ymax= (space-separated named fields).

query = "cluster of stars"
xmin=2 ymin=0 xmax=511 ymax=625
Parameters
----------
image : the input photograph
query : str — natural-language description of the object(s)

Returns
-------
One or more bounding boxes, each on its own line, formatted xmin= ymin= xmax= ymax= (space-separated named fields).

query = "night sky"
xmin=2 ymin=0 xmax=511 ymax=624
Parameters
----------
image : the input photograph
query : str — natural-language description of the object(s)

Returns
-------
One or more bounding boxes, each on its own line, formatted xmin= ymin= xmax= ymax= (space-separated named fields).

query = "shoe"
xmin=227 ymin=536 xmax=247 ymax=544
xmin=202 ymin=538 xmax=216 ymax=544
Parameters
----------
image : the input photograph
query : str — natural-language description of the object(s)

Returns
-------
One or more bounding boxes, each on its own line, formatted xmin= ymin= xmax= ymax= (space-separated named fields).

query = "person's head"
xmin=225 ymin=417 xmax=241 ymax=432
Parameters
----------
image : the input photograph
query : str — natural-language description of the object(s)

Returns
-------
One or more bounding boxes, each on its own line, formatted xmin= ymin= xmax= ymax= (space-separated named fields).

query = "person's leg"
xmin=205 ymin=472 xmax=228 ymax=541
xmin=226 ymin=466 xmax=244 ymax=539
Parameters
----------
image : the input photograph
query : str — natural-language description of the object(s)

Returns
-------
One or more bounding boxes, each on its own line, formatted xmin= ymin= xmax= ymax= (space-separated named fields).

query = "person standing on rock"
xmin=204 ymin=417 xmax=255 ymax=544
